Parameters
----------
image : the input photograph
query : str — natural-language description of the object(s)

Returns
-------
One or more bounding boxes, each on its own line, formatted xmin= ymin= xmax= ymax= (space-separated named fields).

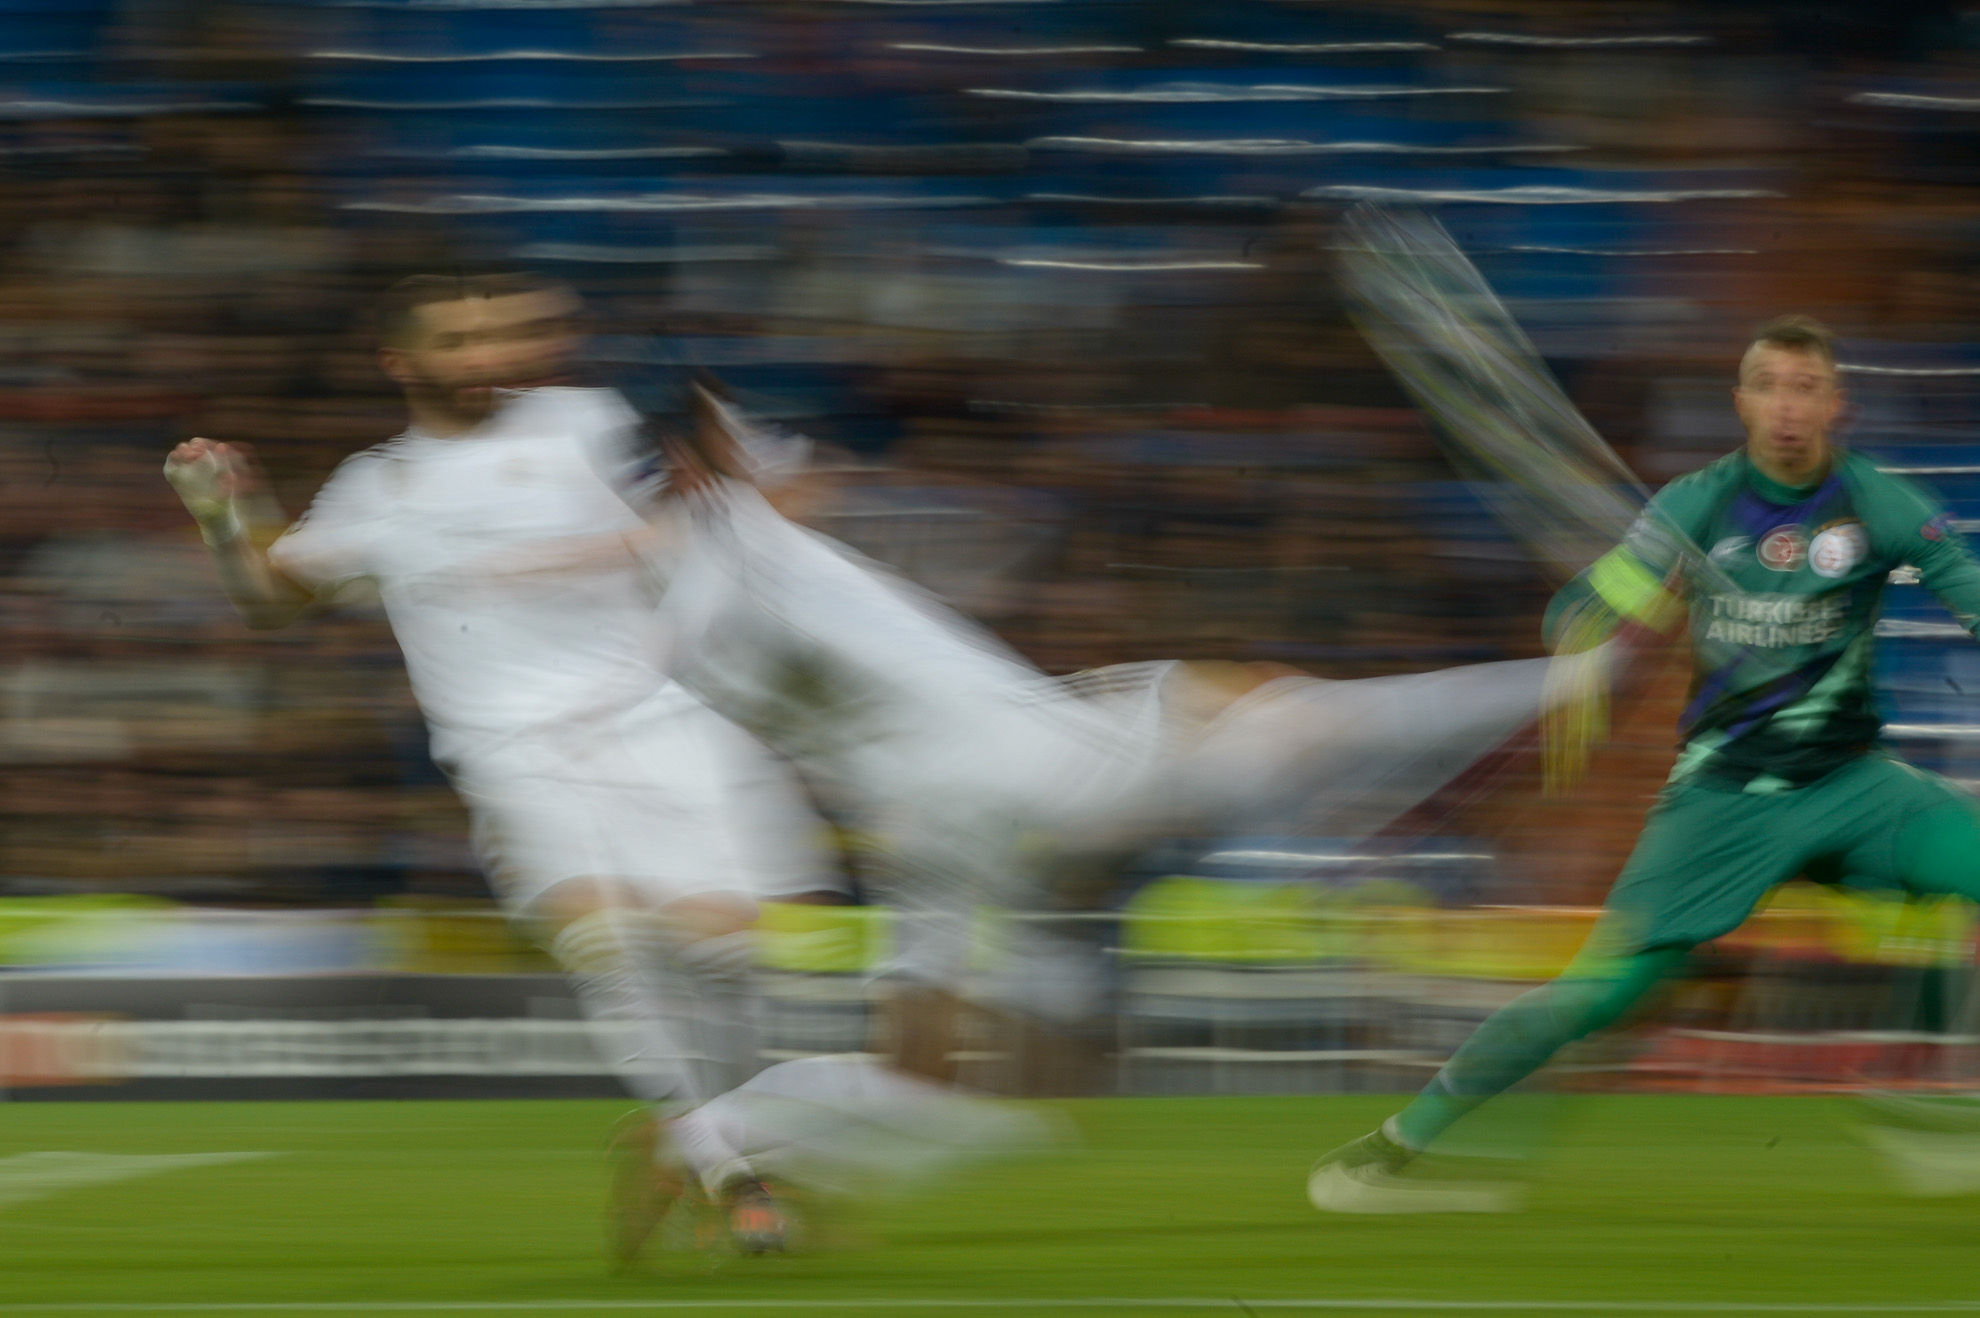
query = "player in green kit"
xmin=1310 ymin=315 xmax=1980 ymax=1213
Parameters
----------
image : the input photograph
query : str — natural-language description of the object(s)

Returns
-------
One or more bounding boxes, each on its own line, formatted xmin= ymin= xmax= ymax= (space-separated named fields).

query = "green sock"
xmin=1391 ymin=946 xmax=1686 ymax=1152
xmin=1390 ymin=1078 xmax=1476 ymax=1153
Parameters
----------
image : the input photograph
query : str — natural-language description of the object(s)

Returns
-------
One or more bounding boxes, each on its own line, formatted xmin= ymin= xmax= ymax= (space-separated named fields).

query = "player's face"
xmin=381 ymin=290 xmax=582 ymax=419
xmin=1734 ymin=345 xmax=1843 ymax=485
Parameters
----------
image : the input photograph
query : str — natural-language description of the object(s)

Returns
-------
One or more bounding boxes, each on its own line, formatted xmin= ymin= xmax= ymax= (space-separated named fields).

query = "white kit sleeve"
xmin=552 ymin=386 xmax=663 ymax=509
xmin=267 ymin=450 xmax=393 ymax=591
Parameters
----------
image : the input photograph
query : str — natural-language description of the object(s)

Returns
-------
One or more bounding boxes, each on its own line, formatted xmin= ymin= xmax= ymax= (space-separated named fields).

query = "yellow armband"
xmin=1586 ymin=548 xmax=1681 ymax=632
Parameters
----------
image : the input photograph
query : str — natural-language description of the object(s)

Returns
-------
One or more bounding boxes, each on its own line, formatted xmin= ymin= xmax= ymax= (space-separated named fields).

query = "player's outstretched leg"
xmin=1177 ymin=647 xmax=1612 ymax=839
xmin=665 ymin=1024 xmax=1068 ymax=1206
xmin=1309 ymin=945 xmax=1685 ymax=1213
xmin=1850 ymin=785 xmax=1980 ymax=1193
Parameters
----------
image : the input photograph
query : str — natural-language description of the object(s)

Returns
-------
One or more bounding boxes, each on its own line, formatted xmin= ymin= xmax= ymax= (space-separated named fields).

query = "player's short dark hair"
xmin=1746 ymin=314 xmax=1837 ymax=376
xmin=373 ymin=271 xmax=566 ymax=347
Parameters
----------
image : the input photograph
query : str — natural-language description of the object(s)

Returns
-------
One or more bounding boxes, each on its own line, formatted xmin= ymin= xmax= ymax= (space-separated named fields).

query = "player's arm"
xmin=1535 ymin=479 xmax=1711 ymax=791
xmin=163 ymin=438 xmax=318 ymax=630
xmin=1914 ymin=535 xmax=1980 ymax=635
xmin=1541 ymin=484 xmax=1699 ymax=656
xmin=1876 ymin=479 xmax=1980 ymax=635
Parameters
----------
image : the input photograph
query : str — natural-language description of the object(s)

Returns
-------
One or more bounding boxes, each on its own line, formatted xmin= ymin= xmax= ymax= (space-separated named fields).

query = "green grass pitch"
xmin=2 ymin=1095 xmax=1978 ymax=1315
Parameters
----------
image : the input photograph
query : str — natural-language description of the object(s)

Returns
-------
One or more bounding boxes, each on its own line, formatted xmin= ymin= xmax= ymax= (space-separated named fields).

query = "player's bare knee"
xmin=527 ymin=875 xmax=641 ymax=940
xmin=1171 ymin=660 xmax=1309 ymax=728
xmin=655 ymin=892 xmax=759 ymax=982
xmin=656 ymin=891 xmax=758 ymax=942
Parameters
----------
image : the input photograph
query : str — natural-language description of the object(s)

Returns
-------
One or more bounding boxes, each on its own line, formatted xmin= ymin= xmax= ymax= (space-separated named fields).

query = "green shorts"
xmin=1600 ymin=752 xmax=1980 ymax=956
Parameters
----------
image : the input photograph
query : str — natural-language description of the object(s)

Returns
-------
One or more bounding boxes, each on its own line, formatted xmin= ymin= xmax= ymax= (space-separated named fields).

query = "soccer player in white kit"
xmin=654 ymin=389 xmax=1577 ymax=929
xmin=163 ymin=275 xmax=823 ymax=1260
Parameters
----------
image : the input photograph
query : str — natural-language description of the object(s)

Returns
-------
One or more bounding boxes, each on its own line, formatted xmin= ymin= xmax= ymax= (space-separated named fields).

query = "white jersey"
xmin=267 ymin=387 xmax=830 ymax=906
xmin=270 ymin=387 xmax=681 ymax=767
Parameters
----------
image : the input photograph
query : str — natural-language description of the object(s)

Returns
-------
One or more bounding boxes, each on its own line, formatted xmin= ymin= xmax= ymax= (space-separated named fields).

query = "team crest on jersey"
xmin=1809 ymin=521 xmax=1868 ymax=579
xmin=1757 ymin=524 xmax=1807 ymax=572
xmin=1922 ymin=512 xmax=1955 ymax=542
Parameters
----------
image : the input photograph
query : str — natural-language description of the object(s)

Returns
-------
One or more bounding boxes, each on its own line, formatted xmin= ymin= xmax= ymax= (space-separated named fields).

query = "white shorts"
xmin=451 ymin=693 xmax=830 ymax=915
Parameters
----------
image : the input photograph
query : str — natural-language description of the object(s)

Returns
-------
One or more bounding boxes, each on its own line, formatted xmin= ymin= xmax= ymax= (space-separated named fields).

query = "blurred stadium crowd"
xmin=5 ymin=0 xmax=1980 ymax=969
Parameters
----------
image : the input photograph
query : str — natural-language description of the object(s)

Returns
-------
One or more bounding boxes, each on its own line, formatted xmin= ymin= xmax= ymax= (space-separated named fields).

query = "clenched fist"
xmin=165 ymin=438 xmax=262 ymax=543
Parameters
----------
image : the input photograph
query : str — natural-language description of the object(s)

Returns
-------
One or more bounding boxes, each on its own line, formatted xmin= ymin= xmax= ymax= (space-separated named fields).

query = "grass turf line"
xmin=0 ymin=1096 xmax=1975 ymax=1313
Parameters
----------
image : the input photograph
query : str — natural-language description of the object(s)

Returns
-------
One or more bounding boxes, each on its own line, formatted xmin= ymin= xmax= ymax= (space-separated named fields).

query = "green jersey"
xmin=1547 ymin=447 xmax=1980 ymax=790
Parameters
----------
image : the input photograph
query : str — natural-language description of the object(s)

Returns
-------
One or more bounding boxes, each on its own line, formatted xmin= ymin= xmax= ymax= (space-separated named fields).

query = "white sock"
xmin=671 ymin=1105 xmax=755 ymax=1197
xmin=660 ymin=930 xmax=765 ymax=1197
xmin=549 ymin=909 xmax=705 ymax=1106
xmin=673 ymin=929 xmax=763 ymax=1099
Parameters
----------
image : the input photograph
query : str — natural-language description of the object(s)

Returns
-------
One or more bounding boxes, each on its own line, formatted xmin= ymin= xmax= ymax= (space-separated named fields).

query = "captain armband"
xmin=1586 ymin=548 xmax=1681 ymax=633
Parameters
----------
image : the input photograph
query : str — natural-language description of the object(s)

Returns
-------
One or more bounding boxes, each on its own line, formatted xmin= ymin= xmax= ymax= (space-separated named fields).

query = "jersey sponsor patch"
xmin=1922 ymin=512 xmax=1955 ymax=542
xmin=1809 ymin=521 xmax=1868 ymax=579
xmin=1700 ymin=591 xmax=1847 ymax=648
xmin=1757 ymin=524 xmax=1807 ymax=572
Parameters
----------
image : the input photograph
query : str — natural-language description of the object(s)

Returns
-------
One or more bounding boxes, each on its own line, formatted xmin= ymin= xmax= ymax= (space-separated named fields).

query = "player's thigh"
xmin=1602 ymin=780 xmax=1821 ymax=953
xmin=1895 ymin=800 xmax=1980 ymax=901
xmin=1830 ymin=757 xmax=1980 ymax=901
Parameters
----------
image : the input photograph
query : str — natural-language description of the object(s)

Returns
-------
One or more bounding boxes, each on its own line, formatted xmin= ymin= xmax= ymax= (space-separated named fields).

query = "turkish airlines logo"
xmin=1757 ymin=525 xmax=1807 ymax=572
